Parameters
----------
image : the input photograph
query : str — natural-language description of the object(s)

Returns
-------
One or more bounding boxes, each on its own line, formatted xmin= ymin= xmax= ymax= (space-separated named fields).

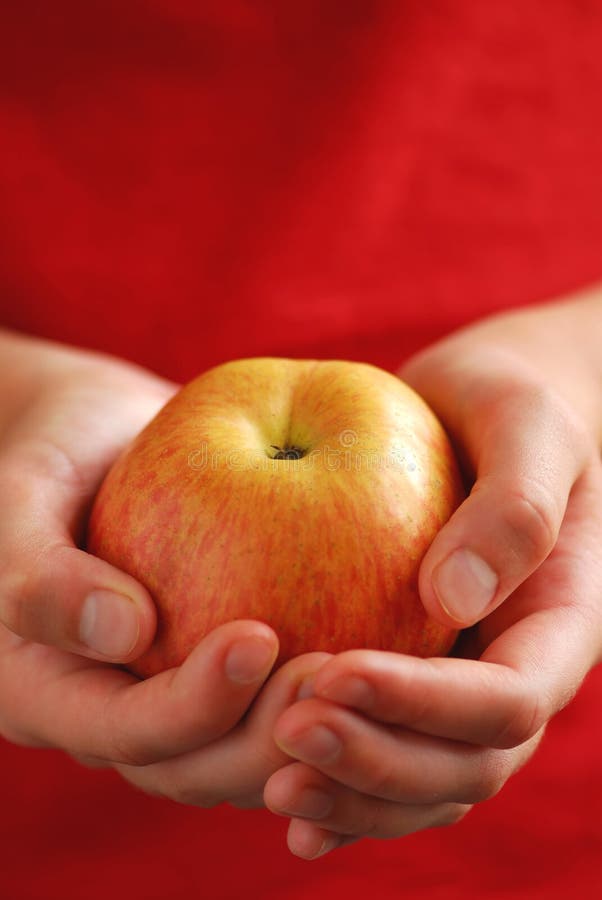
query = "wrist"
xmin=569 ymin=286 xmax=602 ymax=450
xmin=0 ymin=330 xmax=102 ymax=431
xmin=517 ymin=285 xmax=602 ymax=451
xmin=440 ymin=285 xmax=602 ymax=452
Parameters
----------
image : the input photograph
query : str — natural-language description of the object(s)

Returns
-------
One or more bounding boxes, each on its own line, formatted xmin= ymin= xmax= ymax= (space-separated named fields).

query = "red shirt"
xmin=1 ymin=2 xmax=601 ymax=897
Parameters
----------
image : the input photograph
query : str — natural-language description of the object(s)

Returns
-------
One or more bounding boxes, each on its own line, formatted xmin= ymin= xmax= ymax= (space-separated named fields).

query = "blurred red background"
xmin=0 ymin=2 xmax=600 ymax=897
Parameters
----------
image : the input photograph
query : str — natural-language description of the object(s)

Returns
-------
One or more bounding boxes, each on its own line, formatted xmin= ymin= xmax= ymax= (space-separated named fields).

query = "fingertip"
xmin=430 ymin=547 xmax=499 ymax=627
xmin=287 ymin=819 xmax=337 ymax=860
xmin=73 ymin=550 xmax=159 ymax=660
xmin=78 ymin=585 xmax=156 ymax=662
xmin=263 ymin=766 xmax=293 ymax=814
xmin=224 ymin=633 xmax=279 ymax=685
xmin=418 ymin=509 xmax=501 ymax=628
xmin=174 ymin=618 xmax=280 ymax=687
xmin=1 ymin=538 xmax=158 ymax=661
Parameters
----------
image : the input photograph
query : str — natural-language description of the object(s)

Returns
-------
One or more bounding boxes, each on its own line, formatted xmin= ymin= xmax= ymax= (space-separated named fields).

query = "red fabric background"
xmin=0 ymin=2 xmax=601 ymax=898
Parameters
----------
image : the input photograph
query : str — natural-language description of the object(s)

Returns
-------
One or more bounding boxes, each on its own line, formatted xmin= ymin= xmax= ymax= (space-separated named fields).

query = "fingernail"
xmin=311 ymin=839 xmax=336 ymax=859
xmin=279 ymin=725 xmax=342 ymax=765
xmin=433 ymin=548 xmax=498 ymax=623
xmin=280 ymin=787 xmax=333 ymax=820
xmin=225 ymin=637 xmax=277 ymax=684
xmin=80 ymin=590 xmax=140 ymax=658
xmin=318 ymin=675 xmax=375 ymax=710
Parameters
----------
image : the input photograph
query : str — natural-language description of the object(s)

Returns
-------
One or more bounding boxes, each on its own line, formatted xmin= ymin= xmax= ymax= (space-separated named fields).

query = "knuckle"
xmin=0 ymin=576 xmax=25 ymax=635
xmin=348 ymin=798 xmax=388 ymax=837
xmin=100 ymin=700 xmax=158 ymax=768
xmin=0 ymin=560 xmax=36 ymax=638
xmin=0 ymin=550 xmax=29 ymax=639
xmin=18 ymin=435 xmax=89 ymax=495
xmin=528 ymin=381 xmax=591 ymax=459
xmin=502 ymin=482 xmax=559 ymax=563
xmin=108 ymin=738 xmax=156 ymax=768
xmin=363 ymin=761 xmax=402 ymax=801
xmin=491 ymin=681 xmax=547 ymax=749
xmin=0 ymin=540 xmax=62 ymax=639
xmin=467 ymin=752 xmax=512 ymax=803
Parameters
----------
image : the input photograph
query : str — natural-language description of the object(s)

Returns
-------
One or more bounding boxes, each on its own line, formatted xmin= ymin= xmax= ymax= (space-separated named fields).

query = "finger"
xmin=0 ymin=362 xmax=174 ymax=662
xmin=403 ymin=349 xmax=592 ymax=626
xmin=0 ymin=438 xmax=158 ymax=662
xmin=307 ymin=464 xmax=602 ymax=749
xmin=273 ymin=698 xmax=542 ymax=804
xmin=0 ymin=619 xmax=279 ymax=764
xmin=306 ymin=650 xmax=537 ymax=748
xmin=118 ymin=653 xmax=332 ymax=806
xmin=265 ymin=762 xmax=469 ymax=843
xmin=285 ymin=820 xmax=357 ymax=860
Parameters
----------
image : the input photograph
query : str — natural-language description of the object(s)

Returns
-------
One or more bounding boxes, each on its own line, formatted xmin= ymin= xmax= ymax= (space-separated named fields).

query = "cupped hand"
xmin=0 ymin=611 xmax=329 ymax=807
xmin=264 ymin=294 xmax=602 ymax=858
xmin=0 ymin=334 xmax=327 ymax=806
xmin=0 ymin=339 xmax=175 ymax=661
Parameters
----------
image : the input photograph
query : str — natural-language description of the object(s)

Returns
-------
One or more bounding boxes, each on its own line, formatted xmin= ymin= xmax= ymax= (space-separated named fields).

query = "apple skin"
xmin=87 ymin=358 xmax=466 ymax=677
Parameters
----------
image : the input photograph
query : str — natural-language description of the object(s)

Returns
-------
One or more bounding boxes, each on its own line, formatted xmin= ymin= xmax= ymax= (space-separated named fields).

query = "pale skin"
xmin=0 ymin=285 xmax=601 ymax=860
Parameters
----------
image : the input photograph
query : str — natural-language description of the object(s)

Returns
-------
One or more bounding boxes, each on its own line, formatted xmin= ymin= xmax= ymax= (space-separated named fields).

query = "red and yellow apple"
xmin=87 ymin=358 xmax=466 ymax=677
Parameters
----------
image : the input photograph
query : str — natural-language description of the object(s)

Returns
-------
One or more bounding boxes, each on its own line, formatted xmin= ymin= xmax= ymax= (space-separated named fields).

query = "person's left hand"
xmin=263 ymin=295 xmax=602 ymax=859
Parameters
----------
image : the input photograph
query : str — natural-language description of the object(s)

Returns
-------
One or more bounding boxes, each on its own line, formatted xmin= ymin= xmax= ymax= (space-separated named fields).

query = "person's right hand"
xmin=0 ymin=331 xmax=326 ymax=807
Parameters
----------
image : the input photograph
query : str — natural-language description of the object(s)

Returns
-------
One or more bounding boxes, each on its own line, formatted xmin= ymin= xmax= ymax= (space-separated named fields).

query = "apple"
xmin=87 ymin=358 xmax=466 ymax=677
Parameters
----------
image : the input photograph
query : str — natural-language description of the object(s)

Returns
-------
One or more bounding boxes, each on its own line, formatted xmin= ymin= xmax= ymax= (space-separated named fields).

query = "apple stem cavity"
xmin=270 ymin=444 xmax=305 ymax=460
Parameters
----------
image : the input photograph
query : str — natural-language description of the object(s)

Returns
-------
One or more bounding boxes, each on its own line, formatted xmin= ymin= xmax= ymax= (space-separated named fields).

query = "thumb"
xmin=0 ymin=442 xmax=156 ymax=662
xmin=403 ymin=352 xmax=592 ymax=627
